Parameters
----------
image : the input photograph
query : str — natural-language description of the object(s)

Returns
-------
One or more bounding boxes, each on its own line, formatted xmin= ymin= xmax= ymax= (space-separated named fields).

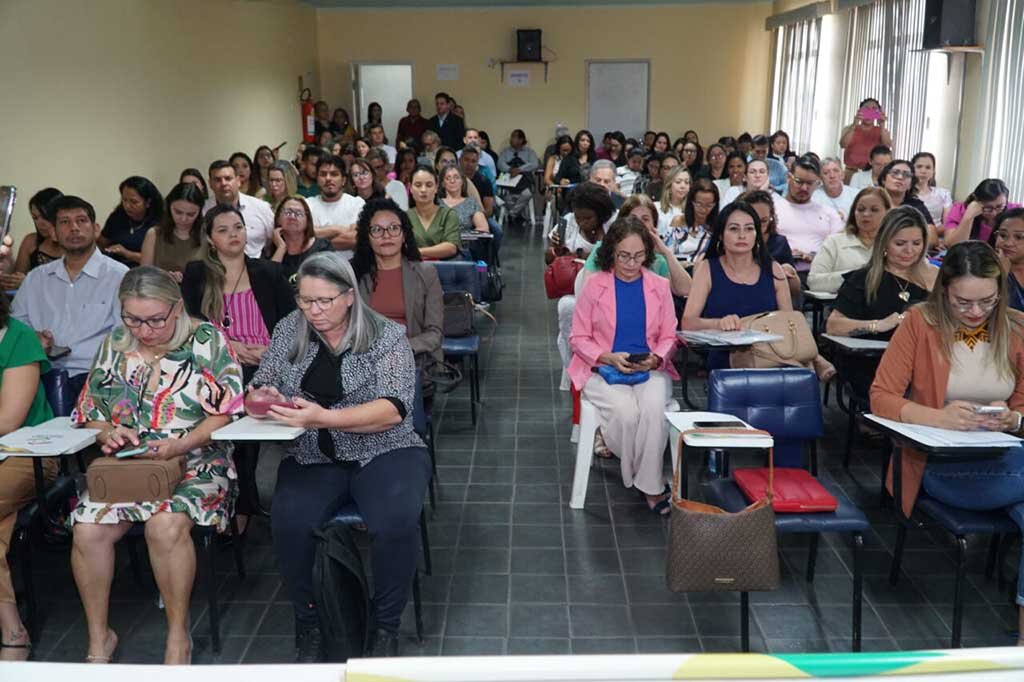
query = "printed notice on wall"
xmin=436 ymin=64 xmax=459 ymax=81
xmin=507 ymin=70 xmax=530 ymax=87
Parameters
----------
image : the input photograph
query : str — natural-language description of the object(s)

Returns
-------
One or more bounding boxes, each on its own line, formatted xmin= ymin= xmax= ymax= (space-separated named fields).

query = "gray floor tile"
xmin=569 ymin=605 xmax=633 ymax=637
xmin=568 ymin=574 xmax=628 ymax=604
xmin=510 ymin=604 xmax=570 ymax=637
xmin=445 ymin=604 xmax=508 ymax=637
xmin=571 ymin=637 xmax=638 ymax=654
xmin=510 ymin=574 xmax=568 ymax=603
xmin=449 ymin=574 xmax=510 ymax=604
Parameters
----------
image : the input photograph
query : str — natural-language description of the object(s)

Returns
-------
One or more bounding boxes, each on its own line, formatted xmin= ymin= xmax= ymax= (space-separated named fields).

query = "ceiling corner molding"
xmin=765 ymin=1 xmax=832 ymax=31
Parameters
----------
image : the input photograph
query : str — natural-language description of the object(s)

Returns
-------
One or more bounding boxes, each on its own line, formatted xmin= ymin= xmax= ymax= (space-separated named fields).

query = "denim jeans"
xmin=922 ymin=445 xmax=1024 ymax=605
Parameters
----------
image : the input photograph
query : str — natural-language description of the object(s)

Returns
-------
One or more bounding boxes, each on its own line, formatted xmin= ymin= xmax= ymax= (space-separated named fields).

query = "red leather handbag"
xmin=544 ymin=256 xmax=583 ymax=299
xmin=734 ymin=467 xmax=838 ymax=513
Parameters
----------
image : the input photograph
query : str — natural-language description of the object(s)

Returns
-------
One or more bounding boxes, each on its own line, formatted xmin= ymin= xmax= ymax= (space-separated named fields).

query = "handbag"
xmin=86 ymin=456 xmax=185 ymax=504
xmin=729 ymin=311 xmax=817 ymax=369
xmin=544 ymin=255 xmax=583 ymax=299
xmin=596 ymin=365 xmax=650 ymax=385
xmin=734 ymin=467 xmax=838 ymax=513
xmin=442 ymin=292 xmax=475 ymax=337
xmin=666 ymin=428 xmax=780 ymax=593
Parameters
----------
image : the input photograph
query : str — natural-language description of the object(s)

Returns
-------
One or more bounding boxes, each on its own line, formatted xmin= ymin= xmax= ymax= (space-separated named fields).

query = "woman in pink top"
xmin=839 ymin=98 xmax=892 ymax=183
xmin=569 ymin=217 xmax=678 ymax=514
xmin=944 ymin=178 xmax=1020 ymax=246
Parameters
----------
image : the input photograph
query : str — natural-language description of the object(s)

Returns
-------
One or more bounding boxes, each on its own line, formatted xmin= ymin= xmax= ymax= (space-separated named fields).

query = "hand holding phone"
xmin=115 ymin=445 xmax=150 ymax=459
xmin=974 ymin=405 xmax=1008 ymax=415
xmin=626 ymin=353 xmax=651 ymax=364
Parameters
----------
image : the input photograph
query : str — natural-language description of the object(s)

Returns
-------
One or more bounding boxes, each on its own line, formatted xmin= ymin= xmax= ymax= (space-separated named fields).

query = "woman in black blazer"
xmin=181 ymin=205 xmax=295 ymax=528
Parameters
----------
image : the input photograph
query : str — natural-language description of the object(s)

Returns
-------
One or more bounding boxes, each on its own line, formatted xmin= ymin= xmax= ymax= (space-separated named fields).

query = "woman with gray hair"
xmin=812 ymin=157 xmax=860 ymax=223
xmin=70 ymin=266 xmax=244 ymax=665
xmin=248 ymin=251 xmax=430 ymax=662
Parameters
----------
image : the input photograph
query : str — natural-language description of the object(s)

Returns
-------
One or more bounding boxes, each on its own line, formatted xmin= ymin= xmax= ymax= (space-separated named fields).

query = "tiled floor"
xmin=29 ymin=221 xmax=1019 ymax=664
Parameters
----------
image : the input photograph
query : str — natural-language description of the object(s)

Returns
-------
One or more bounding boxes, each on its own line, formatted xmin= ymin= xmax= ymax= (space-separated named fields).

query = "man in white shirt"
xmin=849 ymin=144 xmax=892 ymax=190
xmin=812 ymin=157 xmax=860 ymax=223
xmin=368 ymin=124 xmax=397 ymax=166
xmin=773 ymin=155 xmax=843 ymax=269
xmin=203 ymin=160 xmax=275 ymax=258
xmin=307 ymin=154 xmax=365 ymax=255
xmin=459 ymin=128 xmax=496 ymax=181
xmin=12 ymin=195 xmax=128 ymax=399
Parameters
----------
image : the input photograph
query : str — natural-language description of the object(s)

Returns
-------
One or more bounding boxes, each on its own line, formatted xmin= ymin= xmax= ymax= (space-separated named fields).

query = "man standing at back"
xmin=368 ymin=124 xmax=397 ymax=166
xmin=773 ymin=155 xmax=843 ymax=276
xmin=204 ymin=160 xmax=275 ymax=257
xmin=429 ymin=92 xmax=465 ymax=150
xmin=12 ymin=195 xmax=128 ymax=402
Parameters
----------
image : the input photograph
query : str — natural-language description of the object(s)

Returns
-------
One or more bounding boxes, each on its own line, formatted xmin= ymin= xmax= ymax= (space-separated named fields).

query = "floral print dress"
xmin=71 ymin=322 xmax=244 ymax=531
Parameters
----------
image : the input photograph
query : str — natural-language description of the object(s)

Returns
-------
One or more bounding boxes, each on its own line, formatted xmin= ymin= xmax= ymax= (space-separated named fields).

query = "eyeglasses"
xmin=350 ymin=170 xmax=371 ymax=179
xmin=995 ymin=230 xmax=1024 ymax=243
xmin=295 ymin=292 xmax=348 ymax=311
xmin=981 ymin=203 xmax=1007 ymax=215
xmin=888 ymin=170 xmax=913 ymax=179
xmin=949 ymin=294 xmax=999 ymax=313
xmin=369 ymin=223 xmax=403 ymax=238
xmin=693 ymin=201 xmax=716 ymax=210
xmin=709 ymin=153 xmax=725 ymax=160
xmin=790 ymin=176 xmax=819 ymax=189
xmin=281 ymin=208 xmax=305 ymax=218
xmin=615 ymin=251 xmax=647 ymax=264
xmin=683 ymin=148 xmax=698 ymax=155
xmin=122 ymin=304 xmax=177 ymax=329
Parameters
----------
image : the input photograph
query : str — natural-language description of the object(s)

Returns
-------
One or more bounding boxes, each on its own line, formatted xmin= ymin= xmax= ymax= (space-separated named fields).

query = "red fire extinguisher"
xmin=300 ymin=88 xmax=315 ymax=143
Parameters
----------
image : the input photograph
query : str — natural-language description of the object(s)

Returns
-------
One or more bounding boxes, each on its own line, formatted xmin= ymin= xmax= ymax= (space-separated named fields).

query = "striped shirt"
xmin=220 ymin=290 xmax=270 ymax=347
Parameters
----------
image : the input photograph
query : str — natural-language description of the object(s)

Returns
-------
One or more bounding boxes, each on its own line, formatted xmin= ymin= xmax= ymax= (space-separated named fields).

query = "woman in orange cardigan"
xmin=869 ymin=240 xmax=1024 ymax=642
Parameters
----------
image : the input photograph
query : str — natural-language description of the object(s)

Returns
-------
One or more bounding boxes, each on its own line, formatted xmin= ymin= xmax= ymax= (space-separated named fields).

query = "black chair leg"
xmin=740 ymin=592 xmax=750 ymax=652
xmin=229 ymin=515 xmax=247 ymax=579
xmin=951 ymin=535 xmax=967 ymax=649
xmin=806 ymin=535 xmax=819 ymax=583
xmin=411 ymin=571 xmax=424 ymax=644
xmin=427 ymin=423 xmax=437 ymax=510
xmin=419 ymin=509 xmax=432 ymax=576
xmin=201 ymin=532 xmax=221 ymax=655
xmin=852 ymin=532 xmax=863 ymax=652
xmin=984 ymin=534 xmax=1001 ymax=581
xmin=16 ymin=528 xmax=37 ymax=641
xmin=843 ymin=403 xmax=856 ymax=468
xmin=889 ymin=525 xmax=907 ymax=585
xmin=467 ymin=357 xmax=478 ymax=426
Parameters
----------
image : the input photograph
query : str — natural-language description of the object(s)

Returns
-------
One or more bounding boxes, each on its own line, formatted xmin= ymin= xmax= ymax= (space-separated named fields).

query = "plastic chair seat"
xmin=704 ymin=478 xmax=870 ymax=534
xmin=15 ymin=475 xmax=76 ymax=530
xmin=914 ymin=494 xmax=1019 ymax=536
xmin=442 ymin=335 xmax=480 ymax=356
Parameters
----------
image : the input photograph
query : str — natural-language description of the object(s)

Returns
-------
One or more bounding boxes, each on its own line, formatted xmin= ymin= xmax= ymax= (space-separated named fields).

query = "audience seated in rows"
xmin=99 ymin=176 xmax=163 ymax=267
xmin=140 ymin=182 xmax=206 ymax=281
xmin=741 ymin=190 xmax=800 ymax=297
xmin=808 ymin=187 xmax=892 ymax=293
xmin=772 ymin=155 xmax=844 ymax=272
xmin=307 ymin=155 xmax=366 ymax=252
xmin=812 ymin=157 xmax=860 ymax=223
xmin=439 ymin=166 xmax=489 ymax=234
xmin=203 ymin=161 xmax=275 ymax=258
xmin=944 ymin=178 xmax=1021 ymax=246
xmin=911 ymin=152 xmax=953 ymax=226
xmin=408 ymin=166 xmax=461 ymax=260
xmin=849 ymin=144 xmax=892 ymax=190
xmin=269 ymin=196 xmax=333 ymax=283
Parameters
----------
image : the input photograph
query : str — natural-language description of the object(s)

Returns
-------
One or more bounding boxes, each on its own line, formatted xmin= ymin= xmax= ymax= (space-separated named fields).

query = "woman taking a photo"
xmin=439 ymin=165 xmax=489 ymax=234
xmin=70 ymin=266 xmax=243 ymax=665
xmin=1 ymin=187 xmax=63 ymax=291
xmin=100 ymin=176 xmax=164 ymax=267
xmin=569 ymin=217 xmax=679 ymax=515
xmin=140 ymin=182 xmax=206 ymax=281
xmin=407 ymin=166 xmax=461 ymax=260
xmin=250 ymin=252 xmax=431 ymax=660
xmin=270 ymin=196 xmax=333 ymax=283
xmin=808 ymin=187 xmax=892 ymax=293
xmin=869 ymin=240 xmax=1024 ymax=642
xmin=353 ymin=198 xmax=444 ymax=380
xmin=944 ymin=178 xmax=1020 ymax=246
xmin=265 ymin=160 xmax=299 ymax=209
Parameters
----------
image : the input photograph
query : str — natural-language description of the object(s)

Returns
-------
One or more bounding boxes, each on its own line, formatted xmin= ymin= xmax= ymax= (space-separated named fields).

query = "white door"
xmin=351 ymin=63 xmax=413 ymax=145
xmin=586 ymin=60 xmax=650 ymax=140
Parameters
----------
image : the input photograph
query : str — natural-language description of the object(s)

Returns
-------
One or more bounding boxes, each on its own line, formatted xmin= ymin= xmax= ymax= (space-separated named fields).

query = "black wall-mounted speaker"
xmin=517 ymin=29 xmax=542 ymax=62
xmin=922 ymin=0 xmax=976 ymax=49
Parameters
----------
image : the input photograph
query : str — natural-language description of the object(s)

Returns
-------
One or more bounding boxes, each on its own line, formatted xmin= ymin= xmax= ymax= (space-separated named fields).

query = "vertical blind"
xmin=977 ymin=0 xmax=1024 ymax=196
xmin=839 ymin=0 xmax=931 ymax=160
xmin=770 ymin=18 xmax=822 ymax=155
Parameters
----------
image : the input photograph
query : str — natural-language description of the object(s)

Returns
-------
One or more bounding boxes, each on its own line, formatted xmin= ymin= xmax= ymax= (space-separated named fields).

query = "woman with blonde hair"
xmin=265 ymin=160 xmax=299 ymax=209
xmin=808 ymin=187 xmax=892 ymax=293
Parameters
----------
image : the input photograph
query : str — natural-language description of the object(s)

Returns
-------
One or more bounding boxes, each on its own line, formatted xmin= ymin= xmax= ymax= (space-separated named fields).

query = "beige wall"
xmin=0 ymin=0 xmax=317 ymax=240
xmin=315 ymin=3 xmax=774 ymax=152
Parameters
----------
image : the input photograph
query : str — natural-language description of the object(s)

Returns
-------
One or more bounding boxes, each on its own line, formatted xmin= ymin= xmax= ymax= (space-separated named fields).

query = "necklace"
xmin=894 ymin=275 xmax=912 ymax=303
xmin=722 ymin=258 xmax=757 ymax=285
xmin=221 ymin=265 xmax=246 ymax=329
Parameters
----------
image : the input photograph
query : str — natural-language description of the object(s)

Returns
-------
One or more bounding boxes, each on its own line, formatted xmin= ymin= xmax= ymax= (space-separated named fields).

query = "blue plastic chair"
xmin=430 ymin=260 xmax=482 ymax=424
xmin=702 ymin=367 xmax=869 ymax=652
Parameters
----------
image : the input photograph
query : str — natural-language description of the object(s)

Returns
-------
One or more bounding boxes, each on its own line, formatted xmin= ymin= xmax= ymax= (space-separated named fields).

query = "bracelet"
xmin=870 ymin=320 xmax=878 ymax=334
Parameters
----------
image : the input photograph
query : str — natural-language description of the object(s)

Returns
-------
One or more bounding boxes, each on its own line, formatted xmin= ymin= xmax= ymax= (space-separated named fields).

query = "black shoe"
xmin=368 ymin=628 xmax=399 ymax=657
xmin=295 ymin=626 xmax=324 ymax=663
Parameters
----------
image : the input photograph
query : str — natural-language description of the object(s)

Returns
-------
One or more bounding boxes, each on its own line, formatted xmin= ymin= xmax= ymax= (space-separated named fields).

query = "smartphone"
xmin=115 ymin=445 xmax=150 ymax=459
xmin=0 ymin=186 xmax=15 ymax=247
xmin=975 ymin=405 xmax=1008 ymax=415
xmin=556 ymin=215 xmax=569 ymax=245
xmin=47 ymin=345 xmax=71 ymax=360
xmin=626 ymin=353 xmax=651 ymax=364
xmin=858 ymin=107 xmax=882 ymax=122
xmin=693 ymin=421 xmax=748 ymax=429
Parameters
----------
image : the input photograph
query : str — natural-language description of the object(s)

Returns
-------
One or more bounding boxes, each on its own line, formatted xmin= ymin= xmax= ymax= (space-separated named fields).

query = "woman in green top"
xmin=0 ymin=294 xmax=54 ymax=661
xmin=407 ymin=165 xmax=461 ymax=260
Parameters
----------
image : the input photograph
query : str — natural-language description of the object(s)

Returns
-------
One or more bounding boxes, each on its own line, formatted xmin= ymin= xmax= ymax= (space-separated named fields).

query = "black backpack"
xmin=312 ymin=523 xmax=371 ymax=662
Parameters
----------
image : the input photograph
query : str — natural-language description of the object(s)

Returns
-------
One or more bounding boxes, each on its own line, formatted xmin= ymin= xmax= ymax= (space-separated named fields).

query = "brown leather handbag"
xmin=666 ymin=428 xmax=780 ymax=593
xmin=730 ymin=311 xmax=817 ymax=369
xmin=87 ymin=456 xmax=185 ymax=504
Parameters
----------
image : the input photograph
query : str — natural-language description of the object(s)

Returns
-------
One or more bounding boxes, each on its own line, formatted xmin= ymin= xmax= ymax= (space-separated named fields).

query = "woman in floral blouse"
xmin=70 ymin=266 xmax=243 ymax=666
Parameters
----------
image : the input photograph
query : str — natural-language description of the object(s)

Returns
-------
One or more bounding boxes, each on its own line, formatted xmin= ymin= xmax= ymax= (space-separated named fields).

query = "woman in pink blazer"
xmin=569 ymin=217 xmax=679 ymax=514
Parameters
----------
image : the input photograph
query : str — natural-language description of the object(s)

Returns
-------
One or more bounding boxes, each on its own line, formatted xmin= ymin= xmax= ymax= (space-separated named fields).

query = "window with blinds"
xmin=839 ymin=0 xmax=931 ymax=160
xmin=978 ymin=0 xmax=1024 ymax=197
xmin=770 ymin=18 xmax=822 ymax=155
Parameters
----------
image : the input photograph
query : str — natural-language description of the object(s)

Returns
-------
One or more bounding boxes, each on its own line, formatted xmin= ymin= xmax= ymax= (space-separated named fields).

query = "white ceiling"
xmin=303 ymin=0 xmax=758 ymax=8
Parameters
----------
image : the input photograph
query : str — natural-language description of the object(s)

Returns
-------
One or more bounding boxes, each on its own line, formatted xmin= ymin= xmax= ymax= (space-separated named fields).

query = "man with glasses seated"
xmin=12 ymin=195 xmax=128 ymax=402
xmin=772 ymin=155 xmax=843 ymax=277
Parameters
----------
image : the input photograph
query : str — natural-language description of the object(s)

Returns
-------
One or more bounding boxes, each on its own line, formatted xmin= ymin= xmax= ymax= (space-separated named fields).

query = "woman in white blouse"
xmin=911 ymin=152 xmax=952 ymax=226
xmin=655 ymin=166 xmax=691 ymax=237
xmin=808 ymin=187 xmax=892 ymax=293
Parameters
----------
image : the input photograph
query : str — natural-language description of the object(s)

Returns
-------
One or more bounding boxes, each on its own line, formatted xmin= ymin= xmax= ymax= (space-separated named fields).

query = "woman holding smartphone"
xmin=870 ymin=240 xmax=1024 ymax=642
xmin=839 ymin=98 xmax=892 ymax=184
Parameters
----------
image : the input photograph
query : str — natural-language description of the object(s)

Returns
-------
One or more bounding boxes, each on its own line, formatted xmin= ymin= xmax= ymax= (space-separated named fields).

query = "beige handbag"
xmin=729 ymin=311 xmax=817 ymax=369
xmin=666 ymin=429 xmax=780 ymax=593
xmin=87 ymin=456 xmax=185 ymax=504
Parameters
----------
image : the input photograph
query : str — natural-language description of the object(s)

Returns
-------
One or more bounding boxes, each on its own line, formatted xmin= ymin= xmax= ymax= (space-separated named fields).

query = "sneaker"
xmin=368 ymin=628 xmax=399 ymax=657
xmin=295 ymin=626 xmax=324 ymax=663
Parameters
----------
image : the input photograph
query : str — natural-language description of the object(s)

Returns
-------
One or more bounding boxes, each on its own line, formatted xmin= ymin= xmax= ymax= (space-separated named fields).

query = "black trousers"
xmin=271 ymin=447 xmax=431 ymax=632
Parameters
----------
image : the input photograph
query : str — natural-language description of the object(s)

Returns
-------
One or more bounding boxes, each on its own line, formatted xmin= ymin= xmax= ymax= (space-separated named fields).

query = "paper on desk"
xmin=865 ymin=415 xmax=1022 ymax=448
xmin=679 ymin=330 xmax=782 ymax=346
xmin=211 ymin=416 xmax=305 ymax=441
xmin=496 ymin=172 xmax=524 ymax=188
xmin=0 ymin=426 xmax=97 ymax=456
xmin=822 ymin=334 xmax=889 ymax=351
